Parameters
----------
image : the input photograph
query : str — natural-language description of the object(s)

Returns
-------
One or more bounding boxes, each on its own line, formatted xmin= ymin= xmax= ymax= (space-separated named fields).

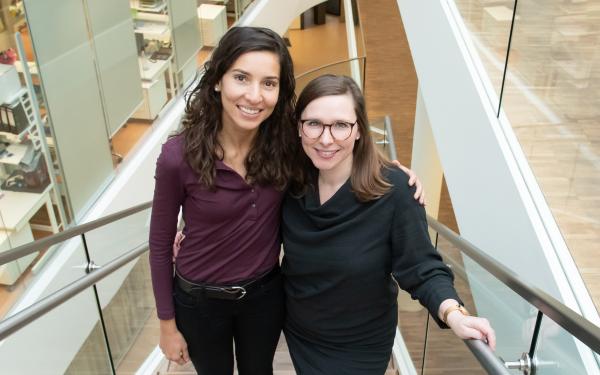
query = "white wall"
xmin=397 ymin=0 xmax=599 ymax=372
xmin=411 ymin=89 xmax=443 ymax=220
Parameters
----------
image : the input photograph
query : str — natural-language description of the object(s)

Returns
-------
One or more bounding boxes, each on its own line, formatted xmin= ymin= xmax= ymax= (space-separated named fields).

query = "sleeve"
xmin=149 ymin=141 xmax=185 ymax=320
xmin=390 ymin=177 xmax=462 ymax=328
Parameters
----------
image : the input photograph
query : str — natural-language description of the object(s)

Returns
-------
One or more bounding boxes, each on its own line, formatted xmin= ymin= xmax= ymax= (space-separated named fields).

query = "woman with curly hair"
xmin=149 ymin=27 xmax=296 ymax=374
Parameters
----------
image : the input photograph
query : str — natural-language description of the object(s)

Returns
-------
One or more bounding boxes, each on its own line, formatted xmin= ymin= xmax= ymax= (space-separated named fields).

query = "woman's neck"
xmin=218 ymin=127 xmax=256 ymax=161
xmin=317 ymin=156 xmax=353 ymax=204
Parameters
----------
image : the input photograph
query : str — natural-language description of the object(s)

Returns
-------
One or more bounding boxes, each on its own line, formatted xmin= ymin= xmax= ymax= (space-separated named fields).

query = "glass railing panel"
xmin=533 ymin=315 xmax=594 ymax=374
xmin=354 ymin=0 xmax=367 ymax=59
xmin=435 ymin=232 xmax=537 ymax=365
xmin=85 ymin=207 xmax=154 ymax=373
xmin=294 ymin=57 xmax=366 ymax=97
xmin=0 ymin=234 xmax=91 ymax=318
xmin=287 ymin=2 xmax=366 ymax=89
xmin=500 ymin=0 xmax=600 ymax=313
xmin=396 ymin=292 xmax=429 ymax=373
xmin=62 ymin=289 xmax=114 ymax=375
xmin=407 ymin=231 xmax=499 ymax=373
xmin=451 ymin=0 xmax=516 ymax=108
xmin=0 ymin=244 xmax=113 ymax=374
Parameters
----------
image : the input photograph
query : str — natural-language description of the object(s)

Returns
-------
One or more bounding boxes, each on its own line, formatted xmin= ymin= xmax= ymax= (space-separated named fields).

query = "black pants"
xmin=173 ymin=272 xmax=285 ymax=375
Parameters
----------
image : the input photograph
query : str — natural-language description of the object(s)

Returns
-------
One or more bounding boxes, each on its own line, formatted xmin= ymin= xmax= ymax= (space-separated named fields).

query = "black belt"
xmin=175 ymin=267 xmax=280 ymax=300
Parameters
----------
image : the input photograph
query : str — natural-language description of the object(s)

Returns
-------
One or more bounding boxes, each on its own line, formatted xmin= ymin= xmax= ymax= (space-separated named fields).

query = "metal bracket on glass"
xmin=74 ymin=261 xmax=101 ymax=274
xmin=503 ymin=352 xmax=533 ymax=374
xmin=503 ymin=352 xmax=558 ymax=375
xmin=86 ymin=261 xmax=101 ymax=274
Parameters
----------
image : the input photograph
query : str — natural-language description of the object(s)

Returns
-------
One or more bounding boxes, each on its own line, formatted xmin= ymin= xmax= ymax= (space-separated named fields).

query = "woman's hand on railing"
xmin=160 ymin=319 xmax=190 ymax=365
xmin=447 ymin=312 xmax=497 ymax=351
xmin=391 ymin=160 xmax=426 ymax=205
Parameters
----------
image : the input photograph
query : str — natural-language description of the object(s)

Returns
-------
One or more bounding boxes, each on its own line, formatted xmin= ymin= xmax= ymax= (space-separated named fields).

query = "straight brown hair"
xmin=291 ymin=75 xmax=393 ymax=201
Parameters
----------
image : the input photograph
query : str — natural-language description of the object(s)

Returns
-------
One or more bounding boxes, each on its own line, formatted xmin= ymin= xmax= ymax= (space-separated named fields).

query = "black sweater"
xmin=282 ymin=167 xmax=460 ymax=346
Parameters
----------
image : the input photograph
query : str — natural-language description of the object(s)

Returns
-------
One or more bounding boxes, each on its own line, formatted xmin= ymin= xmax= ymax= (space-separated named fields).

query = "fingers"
xmin=173 ymin=231 xmax=185 ymax=260
xmin=159 ymin=329 xmax=190 ymax=365
xmin=469 ymin=317 xmax=496 ymax=351
xmin=175 ymin=349 xmax=189 ymax=366
xmin=167 ymin=348 xmax=190 ymax=366
xmin=459 ymin=317 xmax=496 ymax=351
xmin=391 ymin=159 xmax=405 ymax=171
xmin=414 ymin=182 xmax=424 ymax=204
xmin=182 ymin=347 xmax=191 ymax=364
xmin=395 ymin=163 xmax=412 ymax=182
xmin=392 ymin=161 xmax=426 ymax=206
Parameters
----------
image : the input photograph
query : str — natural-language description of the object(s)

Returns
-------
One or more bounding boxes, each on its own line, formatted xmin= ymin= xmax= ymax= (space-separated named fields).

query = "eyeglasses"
xmin=300 ymin=119 xmax=357 ymax=141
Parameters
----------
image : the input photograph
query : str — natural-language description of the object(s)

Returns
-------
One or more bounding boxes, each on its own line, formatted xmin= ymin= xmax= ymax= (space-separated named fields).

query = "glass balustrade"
xmin=84 ymin=207 xmax=153 ymax=374
xmin=295 ymin=57 xmax=366 ymax=97
xmin=0 ymin=235 xmax=112 ymax=374
xmin=500 ymin=0 xmax=600 ymax=316
xmin=0 ymin=205 xmax=152 ymax=374
xmin=451 ymin=0 xmax=517 ymax=109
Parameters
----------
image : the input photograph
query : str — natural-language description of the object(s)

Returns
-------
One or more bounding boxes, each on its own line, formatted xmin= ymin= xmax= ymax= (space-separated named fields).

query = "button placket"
xmin=249 ymin=186 xmax=258 ymax=220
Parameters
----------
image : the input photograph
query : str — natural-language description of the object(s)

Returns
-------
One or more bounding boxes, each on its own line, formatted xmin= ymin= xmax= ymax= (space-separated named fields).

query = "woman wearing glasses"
xmin=282 ymin=74 xmax=496 ymax=374
xmin=152 ymin=27 xmax=423 ymax=374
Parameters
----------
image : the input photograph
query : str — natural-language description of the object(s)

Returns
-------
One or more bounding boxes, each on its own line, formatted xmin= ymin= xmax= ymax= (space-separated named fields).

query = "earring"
xmin=214 ymin=85 xmax=220 ymax=92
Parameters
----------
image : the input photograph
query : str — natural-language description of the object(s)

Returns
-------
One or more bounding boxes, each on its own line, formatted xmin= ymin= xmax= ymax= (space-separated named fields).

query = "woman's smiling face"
xmin=218 ymin=51 xmax=281 ymax=134
xmin=299 ymin=94 xmax=360 ymax=177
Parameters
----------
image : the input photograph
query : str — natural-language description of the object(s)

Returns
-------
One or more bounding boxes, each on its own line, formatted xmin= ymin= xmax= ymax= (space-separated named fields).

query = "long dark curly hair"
xmin=181 ymin=27 xmax=296 ymax=190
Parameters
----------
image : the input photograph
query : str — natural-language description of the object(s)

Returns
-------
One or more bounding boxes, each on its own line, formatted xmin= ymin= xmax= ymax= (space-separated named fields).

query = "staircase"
xmin=156 ymin=335 xmax=399 ymax=374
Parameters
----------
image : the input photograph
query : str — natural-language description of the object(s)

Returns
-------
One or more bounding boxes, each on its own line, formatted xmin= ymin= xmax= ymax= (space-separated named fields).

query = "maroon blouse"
xmin=149 ymin=135 xmax=283 ymax=320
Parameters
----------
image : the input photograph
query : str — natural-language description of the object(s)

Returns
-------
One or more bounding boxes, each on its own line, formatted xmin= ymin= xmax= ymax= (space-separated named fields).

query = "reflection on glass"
xmin=397 ymin=305 xmax=429 ymax=373
xmin=436 ymin=234 xmax=537 ymax=366
xmin=354 ymin=0 xmax=367 ymax=59
xmin=101 ymin=253 xmax=156 ymax=374
xmin=0 ymin=245 xmax=112 ymax=374
xmin=533 ymin=315 xmax=590 ymax=374
xmin=85 ymin=208 xmax=153 ymax=372
xmin=84 ymin=208 xmax=150 ymax=265
xmin=2 ymin=235 xmax=91 ymax=319
xmin=288 ymin=11 xmax=352 ymax=77
xmin=420 ymin=233 xmax=492 ymax=374
xmin=65 ymin=298 xmax=114 ymax=375
xmin=501 ymin=1 xmax=600 ymax=313
xmin=295 ymin=57 xmax=366 ymax=97
xmin=452 ymin=0 xmax=516 ymax=106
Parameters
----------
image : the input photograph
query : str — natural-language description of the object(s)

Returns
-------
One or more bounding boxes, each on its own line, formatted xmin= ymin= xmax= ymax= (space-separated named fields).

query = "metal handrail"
xmin=0 ymin=243 xmax=148 ymax=341
xmin=294 ymin=56 xmax=367 ymax=80
xmin=465 ymin=340 xmax=511 ymax=375
xmin=0 ymin=201 xmax=152 ymax=267
xmin=428 ymin=215 xmax=600 ymax=354
xmin=383 ymin=116 xmax=398 ymax=161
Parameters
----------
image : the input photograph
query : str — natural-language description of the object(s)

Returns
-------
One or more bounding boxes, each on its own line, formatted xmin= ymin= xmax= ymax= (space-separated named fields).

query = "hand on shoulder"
xmin=389 ymin=160 xmax=425 ymax=205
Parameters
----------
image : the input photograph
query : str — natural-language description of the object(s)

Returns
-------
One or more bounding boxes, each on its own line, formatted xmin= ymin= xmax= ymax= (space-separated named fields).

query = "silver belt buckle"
xmin=223 ymin=286 xmax=247 ymax=300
